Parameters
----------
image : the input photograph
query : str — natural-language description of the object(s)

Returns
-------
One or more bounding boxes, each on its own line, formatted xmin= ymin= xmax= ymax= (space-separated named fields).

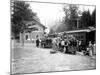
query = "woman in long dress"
xmin=52 ymin=38 xmax=58 ymax=52
xmin=88 ymin=41 xmax=93 ymax=56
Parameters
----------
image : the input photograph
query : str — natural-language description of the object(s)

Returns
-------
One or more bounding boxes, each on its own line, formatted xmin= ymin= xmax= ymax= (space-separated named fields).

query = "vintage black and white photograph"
xmin=11 ymin=0 xmax=96 ymax=74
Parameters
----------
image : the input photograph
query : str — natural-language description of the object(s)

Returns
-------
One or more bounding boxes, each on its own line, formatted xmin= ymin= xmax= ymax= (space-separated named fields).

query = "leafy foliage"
xmin=80 ymin=9 xmax=96 ymax=28
xmin=63 ymin=5 xmax=80 ymax=30
xmin=49 ymin=5 xmax=81 ymax=34
xmin=91 ymin=9 xmax=96 ymax=27
xmin=11 ymin=1 xmax=37 ymax=38
xmin=49 ymin=5 xmax=96 ymax=34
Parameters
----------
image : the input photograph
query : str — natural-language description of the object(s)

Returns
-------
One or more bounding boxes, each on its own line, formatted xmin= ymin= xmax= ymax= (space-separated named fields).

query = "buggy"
xmin=41 ymin=38 xmax=52 ymax=48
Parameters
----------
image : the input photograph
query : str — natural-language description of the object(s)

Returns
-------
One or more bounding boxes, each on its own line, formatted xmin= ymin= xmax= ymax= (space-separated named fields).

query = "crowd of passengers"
xmin=36 ymin=35 xmax=96 ymax=56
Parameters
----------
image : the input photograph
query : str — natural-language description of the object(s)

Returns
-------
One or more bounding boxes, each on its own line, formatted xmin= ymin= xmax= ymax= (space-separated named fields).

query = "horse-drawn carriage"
xmin=40 ymin=38 xmax=52 ymax=48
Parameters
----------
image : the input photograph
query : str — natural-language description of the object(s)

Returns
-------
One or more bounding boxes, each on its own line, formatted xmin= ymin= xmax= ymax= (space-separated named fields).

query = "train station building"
xmin=20 ymin=19 xmax=46 ymax=43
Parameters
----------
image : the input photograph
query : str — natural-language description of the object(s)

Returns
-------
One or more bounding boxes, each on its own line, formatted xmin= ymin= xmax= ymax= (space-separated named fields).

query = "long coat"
xmin=52 ymin=39 xmax=58 ymax=51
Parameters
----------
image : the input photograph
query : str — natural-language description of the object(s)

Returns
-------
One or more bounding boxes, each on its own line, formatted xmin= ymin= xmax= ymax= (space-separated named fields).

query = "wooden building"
xmin=20 ymin=19 xmax=46 ymax=43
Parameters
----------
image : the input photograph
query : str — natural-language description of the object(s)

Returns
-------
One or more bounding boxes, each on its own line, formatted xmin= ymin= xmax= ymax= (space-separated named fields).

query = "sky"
xmin=29 ymin=2 xmax=64 ymax=27
xmin=27 ymin=1 xmax=95 ymax=33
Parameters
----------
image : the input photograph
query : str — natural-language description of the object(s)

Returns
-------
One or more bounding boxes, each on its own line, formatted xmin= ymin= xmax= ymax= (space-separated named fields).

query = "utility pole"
xmin=77 ymin=19 xmax=79 ymax=29
xmin=20 ymin=22 xmax=26 ymax=46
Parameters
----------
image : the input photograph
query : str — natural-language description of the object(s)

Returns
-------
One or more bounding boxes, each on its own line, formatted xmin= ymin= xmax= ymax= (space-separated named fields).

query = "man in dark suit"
xmin=36 ymin=35 xmax=39 ymax=47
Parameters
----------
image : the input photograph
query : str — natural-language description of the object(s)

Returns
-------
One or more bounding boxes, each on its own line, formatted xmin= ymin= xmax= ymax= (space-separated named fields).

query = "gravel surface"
xmin=11 ymin=41 xmax=96 ymax=74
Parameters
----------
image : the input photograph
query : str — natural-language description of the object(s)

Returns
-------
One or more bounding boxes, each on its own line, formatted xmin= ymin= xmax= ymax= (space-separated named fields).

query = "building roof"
xmin=49 ymin=28 xmax=96 ymax=35
xmin=61 ymin=28 xmax=96 ymax=34
xmin=22 ymin=19 xmax=45 ymax=28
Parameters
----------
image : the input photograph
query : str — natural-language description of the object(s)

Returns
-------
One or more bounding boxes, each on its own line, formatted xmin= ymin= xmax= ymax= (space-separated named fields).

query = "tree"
xmin=91 ymin=9 xmax=96 ymax=27
xmin=11 ymin=1 xmax=37 ymax=38
xmin=63 ymin=5 xmax=80 ymax=30
xmin=80 ymin=9 xmax=96 ymax=28
xmin=80 ymin=10 xmax=92 ymax=28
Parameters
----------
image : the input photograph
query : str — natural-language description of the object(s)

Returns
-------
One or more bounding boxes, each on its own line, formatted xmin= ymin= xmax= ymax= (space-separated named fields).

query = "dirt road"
xmin=11 ymin=42 xmax=96 ymax=74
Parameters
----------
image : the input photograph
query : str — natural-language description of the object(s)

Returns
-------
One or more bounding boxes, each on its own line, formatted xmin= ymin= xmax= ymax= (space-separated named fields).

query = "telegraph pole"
xmin=20 ymin=22 xmax=26 ymax=46
xmin=77 ymin=19 xmax=79 ymax=29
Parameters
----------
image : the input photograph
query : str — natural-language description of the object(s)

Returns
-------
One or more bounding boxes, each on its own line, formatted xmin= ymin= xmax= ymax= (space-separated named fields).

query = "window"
xmin=28 ymin=24 xmax=32 ymax=26
xmin=31 ymin=27 xmax=38 ymax=31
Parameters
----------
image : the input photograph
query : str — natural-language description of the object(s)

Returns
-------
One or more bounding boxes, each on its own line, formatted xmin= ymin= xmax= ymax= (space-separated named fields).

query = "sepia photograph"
xmin=11 ymin=0 xmax=96 ymax=74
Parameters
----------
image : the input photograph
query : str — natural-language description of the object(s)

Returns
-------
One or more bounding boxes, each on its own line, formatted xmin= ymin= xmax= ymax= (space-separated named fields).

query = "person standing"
xmin=64 ymin=39 xmax=68 ymax=53
xmin=52 ymin=38 xmax=57 ymax=52
xmin=76 ymin=40 xmax=79 ymax=51
xmin=78 ymin=41 xmax=82 ymax=52
xmin=58 ymin=38 xmax=62 ymax=51
xmin=61 ymin=39 xmax=65 ymax=53
xmin=36 ymin=35 xmax=39 ymax=47
xmin=93 ymin=41 xmax=96 ymax=55
xmin=88 ymin=41 xmax=93 ymax=56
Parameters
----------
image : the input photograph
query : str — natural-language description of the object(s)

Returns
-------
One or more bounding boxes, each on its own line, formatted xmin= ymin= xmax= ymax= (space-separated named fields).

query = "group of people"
xmin=35 ymin=34 xmax=96 ymax=56
xmin=85 ymin=41 xmax=96 ymax=56
xmin=52 ymin=35 xmax=96 ymax=56
xmin=52 ymin=35 xmax=76 ymax=53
